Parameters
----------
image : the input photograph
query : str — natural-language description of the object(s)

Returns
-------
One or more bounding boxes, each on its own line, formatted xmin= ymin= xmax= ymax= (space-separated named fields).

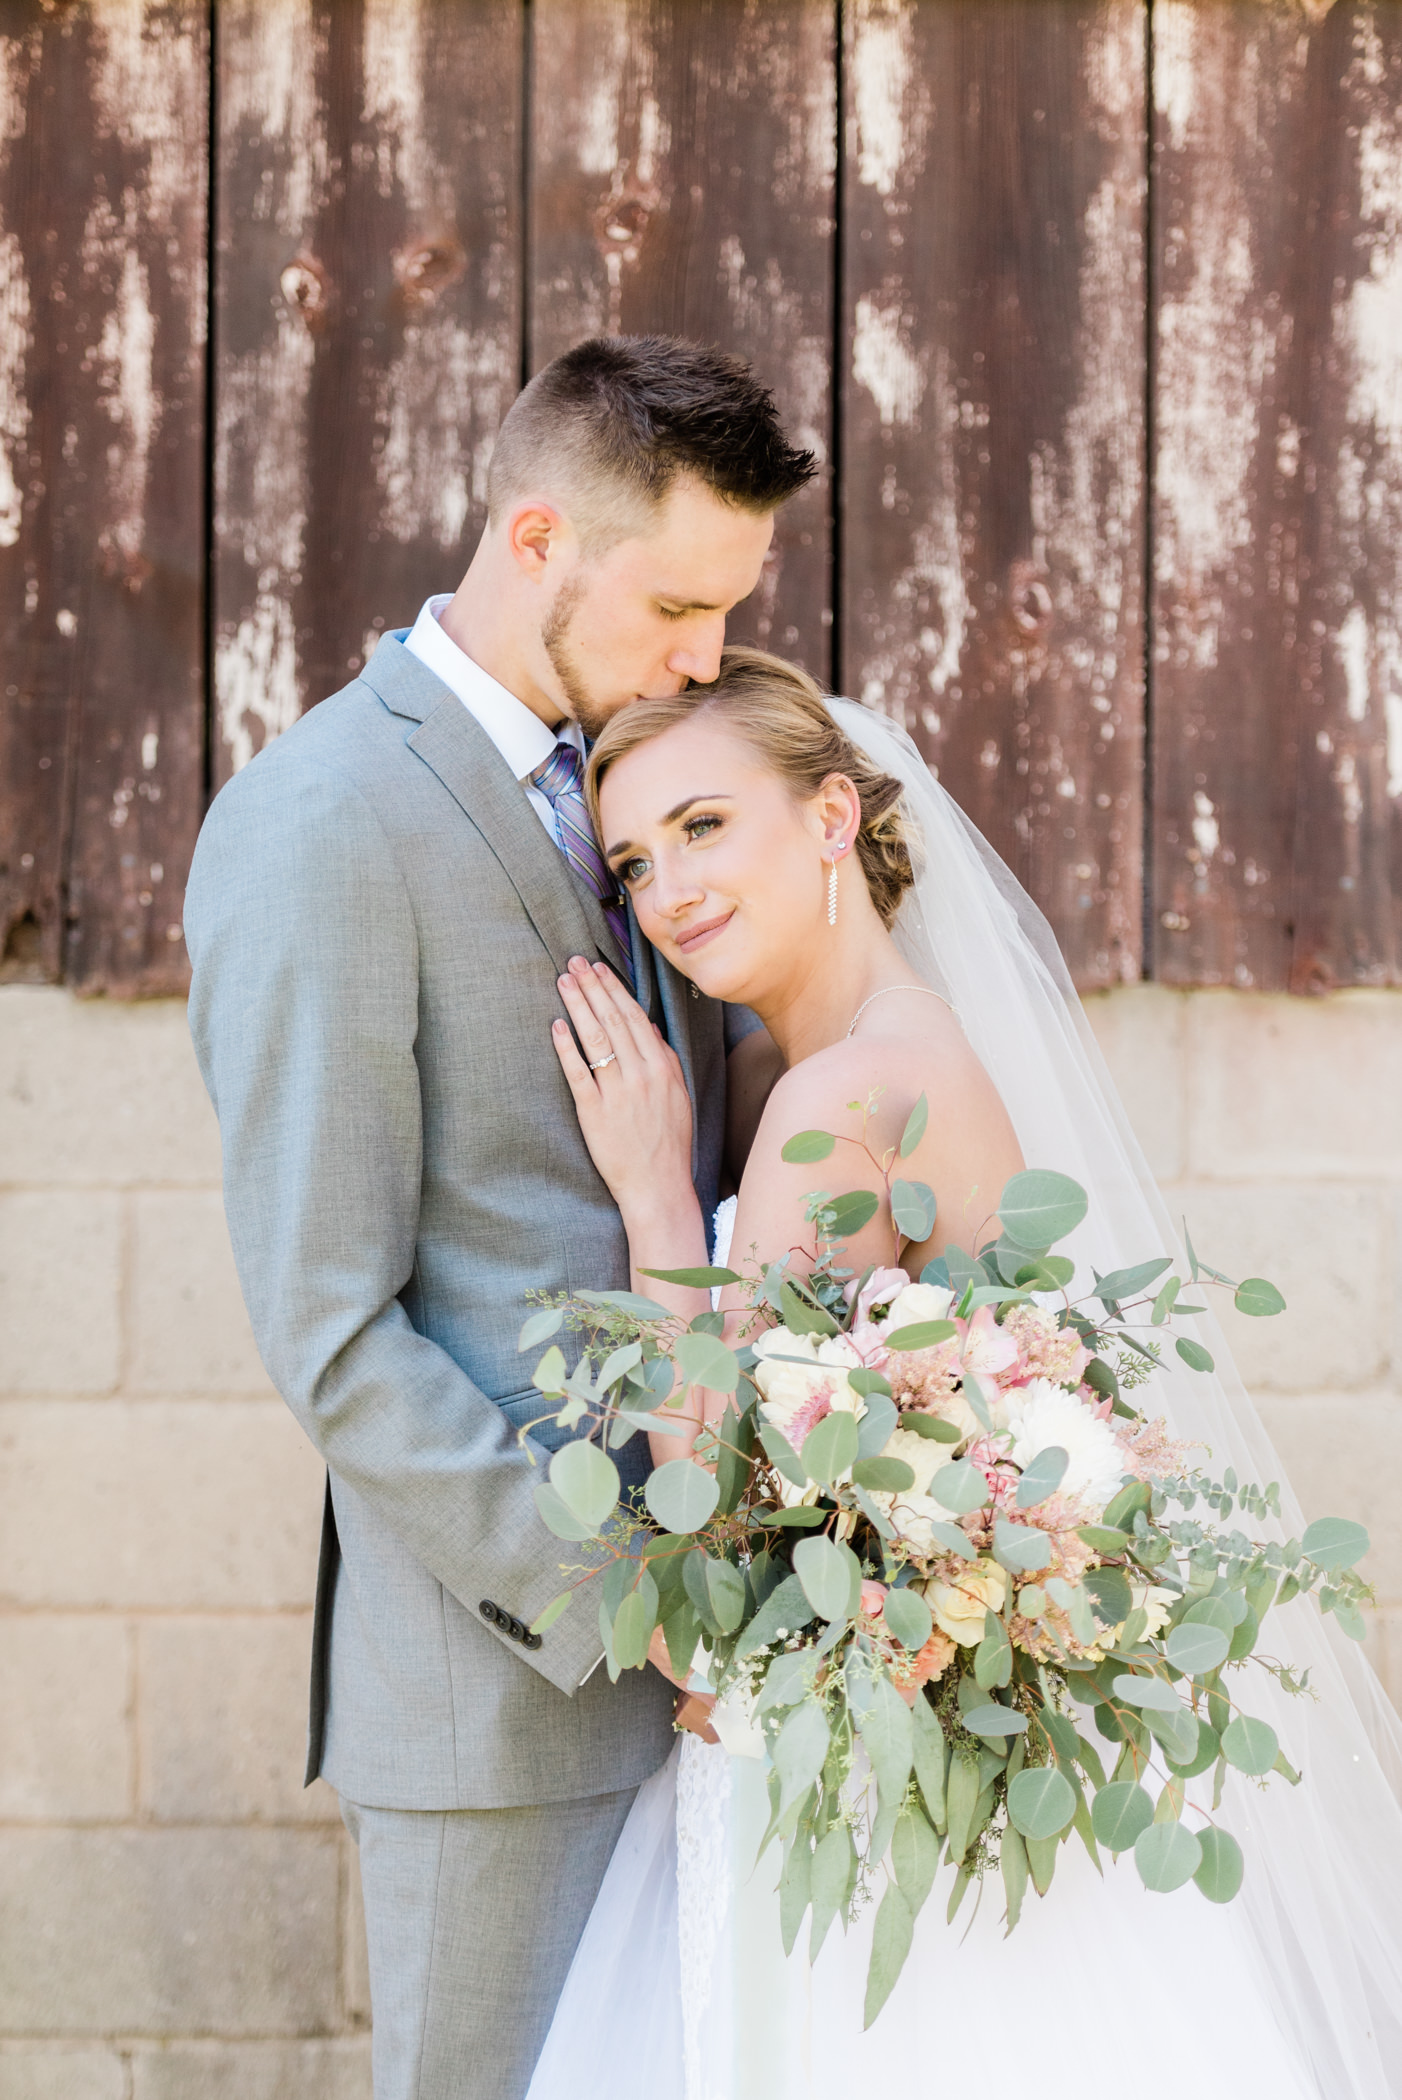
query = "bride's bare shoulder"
xmin=756 ymin=1017 xmax=1002 ymax=1157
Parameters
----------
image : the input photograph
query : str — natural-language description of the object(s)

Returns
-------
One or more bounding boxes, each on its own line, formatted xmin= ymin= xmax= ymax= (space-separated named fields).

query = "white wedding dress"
xmin=528 ymin=700 xmax=1402 ymax=2098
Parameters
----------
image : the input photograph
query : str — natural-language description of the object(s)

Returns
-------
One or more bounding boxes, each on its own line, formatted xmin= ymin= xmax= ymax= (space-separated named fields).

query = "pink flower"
xmin=847 ymin=1321 xmax=891 ymax=1369
xmin=847 ymin=1267 xmax=909 ymax=1329
xmin=957 ymin=1305 xmax=1020 ymax=1381
xmin=860 ymin=1580 xmax=890 ymax=1619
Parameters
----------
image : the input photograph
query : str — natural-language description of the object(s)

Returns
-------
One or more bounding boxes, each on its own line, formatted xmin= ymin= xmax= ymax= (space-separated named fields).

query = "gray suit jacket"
xmin=186 ymin=637 xmax=735 ymax=1810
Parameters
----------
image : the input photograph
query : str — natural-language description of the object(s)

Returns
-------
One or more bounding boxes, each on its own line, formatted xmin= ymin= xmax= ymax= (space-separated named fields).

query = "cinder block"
xmin=0 ymin=2047 xmax=126 ymax=2099
xmin=139 ymin=1616 xmax=336 ymax=1823
xmin=131 ymin=2040 xmax=372 ymax=2100
xmin=1254 ymin=1393 xmax=1402 ymax=1603
xmin=129 ymin=1192 xmax=274 ymax=1395
xmin=0 ymin=1402 xmax=324 ymax=1610
xmin=1370 ymin=1604 xmax=1401 ymax=1710
xmin=0 ymin=1615 xmax=131 ymax=1818
xmin=0 ymin=1193 xmax=121 ymax=1395
xmin=0 ymin=1828 xmax=339 ymax=2036
xmin=1161 ymin=1183 xmax=1389 ymax=1391
xmin=1186 ymin=987 xmax=1402 ymax=1180
xmin=0 ymin=986 xmax=221 ymax=1186
xmin=1083 ymin=984 xmax=1187 ymax=1182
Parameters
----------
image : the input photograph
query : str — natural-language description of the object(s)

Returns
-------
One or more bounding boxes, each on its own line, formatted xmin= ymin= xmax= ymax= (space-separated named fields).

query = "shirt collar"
xmin=404 ymin=594 xmax=582 ymax=782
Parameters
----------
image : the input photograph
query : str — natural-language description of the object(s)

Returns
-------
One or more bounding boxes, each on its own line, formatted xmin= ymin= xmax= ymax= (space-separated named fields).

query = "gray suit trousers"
xmin=341 ymin=1782 xmax=638 ymax=2100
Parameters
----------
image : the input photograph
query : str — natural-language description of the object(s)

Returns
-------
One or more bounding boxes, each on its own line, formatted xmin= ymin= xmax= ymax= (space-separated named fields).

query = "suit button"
xmin=524 ymin=1630 xmax=543 ymax=1651
xmin=506 ymin=1616 xmax=524 ymax=1640
xmin=479 ymin=1600 xmax=500 ymax=1627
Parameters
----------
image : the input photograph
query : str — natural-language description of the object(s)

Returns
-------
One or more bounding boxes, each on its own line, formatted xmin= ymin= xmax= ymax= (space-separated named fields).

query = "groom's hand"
xmin=647 ymin=1627 xmax=720 ymax=1744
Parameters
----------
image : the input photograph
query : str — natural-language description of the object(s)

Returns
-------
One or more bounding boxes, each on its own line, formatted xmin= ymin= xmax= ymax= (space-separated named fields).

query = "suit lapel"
xmin=652 ymin=946 xmax=702 ymax=1181
xmin=365 ymin=637 xmax=626 ymax=979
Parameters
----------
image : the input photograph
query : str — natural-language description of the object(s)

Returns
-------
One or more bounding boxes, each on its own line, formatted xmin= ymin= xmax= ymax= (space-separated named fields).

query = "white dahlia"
xmin=1004 ymin=1377 xmax=1126 ymax=1516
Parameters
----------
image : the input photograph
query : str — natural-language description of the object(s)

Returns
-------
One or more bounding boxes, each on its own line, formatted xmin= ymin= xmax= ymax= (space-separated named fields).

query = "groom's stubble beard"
xmin=541 ymin=572 xmax=615 ymax=744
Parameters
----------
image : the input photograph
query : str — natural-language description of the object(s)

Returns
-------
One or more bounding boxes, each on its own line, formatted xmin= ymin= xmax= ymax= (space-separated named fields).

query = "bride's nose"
xmin=651 ymin=856 xmax=705 ymax=918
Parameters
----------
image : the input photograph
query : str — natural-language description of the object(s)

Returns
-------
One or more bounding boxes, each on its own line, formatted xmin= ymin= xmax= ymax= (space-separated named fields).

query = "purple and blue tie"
xmin=528 ymin=741 xmax=634 ymax=985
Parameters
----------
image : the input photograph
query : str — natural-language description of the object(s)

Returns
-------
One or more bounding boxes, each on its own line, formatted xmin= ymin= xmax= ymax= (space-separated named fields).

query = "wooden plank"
xmin=529 ymin=0 xmax=835 ymax=675
xmin=1151 ymin=2 xmax=1402 ymax=990
xmin=0 ymin=2 xmax=207 ymax=994
xmin=213 ymin=0 xmax=522 ymax=786
xmin=841 ymin=0 xmax=1146 ymax=991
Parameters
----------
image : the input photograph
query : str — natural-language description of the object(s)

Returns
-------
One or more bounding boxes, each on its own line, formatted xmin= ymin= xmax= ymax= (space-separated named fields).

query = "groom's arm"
xmin=185 ymin=757 xmax=605 ymax=1696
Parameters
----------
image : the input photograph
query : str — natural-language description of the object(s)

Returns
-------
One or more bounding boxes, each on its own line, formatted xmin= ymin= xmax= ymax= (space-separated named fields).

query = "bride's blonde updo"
xmin=585 ymin=647 xmax=917 ymax=928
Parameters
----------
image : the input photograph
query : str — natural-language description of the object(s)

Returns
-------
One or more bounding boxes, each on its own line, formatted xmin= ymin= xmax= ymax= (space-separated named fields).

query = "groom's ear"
xmin=506 ymin=498 xmax=573 ymax=579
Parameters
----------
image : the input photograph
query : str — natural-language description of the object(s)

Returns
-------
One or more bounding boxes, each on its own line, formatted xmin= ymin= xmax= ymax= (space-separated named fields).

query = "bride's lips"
xmin=675 ymin=909 xmax=734 ymax=955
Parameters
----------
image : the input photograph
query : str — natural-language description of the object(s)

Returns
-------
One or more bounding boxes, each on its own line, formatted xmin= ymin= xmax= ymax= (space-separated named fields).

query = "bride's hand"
xmin=552 ymin=958 xmax=694 ymax=1216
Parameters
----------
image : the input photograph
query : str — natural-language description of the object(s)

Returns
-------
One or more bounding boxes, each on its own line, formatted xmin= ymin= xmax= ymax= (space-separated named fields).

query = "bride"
xmin=526 ymin=647 xmax=1402 ymax=2099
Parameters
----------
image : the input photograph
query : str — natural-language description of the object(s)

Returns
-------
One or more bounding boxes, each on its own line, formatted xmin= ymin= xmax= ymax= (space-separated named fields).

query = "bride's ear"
xmin=811 ymin=772 xmax=862 ymax=858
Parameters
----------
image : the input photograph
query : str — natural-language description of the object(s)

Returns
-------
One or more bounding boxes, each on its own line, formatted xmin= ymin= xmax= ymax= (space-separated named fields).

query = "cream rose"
xmin=883 ymin=1281 xmax=955 ymax=1331
xmin=925 ymin=1560 xmax=1010 ymax=1645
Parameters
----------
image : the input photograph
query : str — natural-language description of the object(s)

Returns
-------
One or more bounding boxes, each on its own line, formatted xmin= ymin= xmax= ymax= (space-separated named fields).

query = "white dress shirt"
xmin=403 ymin=594 xmax=583 ymax=846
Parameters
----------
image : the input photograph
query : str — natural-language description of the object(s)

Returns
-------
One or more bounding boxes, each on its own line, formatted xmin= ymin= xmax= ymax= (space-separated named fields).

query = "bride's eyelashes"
xmin=611 ymin=813 xmax=726 ymax=889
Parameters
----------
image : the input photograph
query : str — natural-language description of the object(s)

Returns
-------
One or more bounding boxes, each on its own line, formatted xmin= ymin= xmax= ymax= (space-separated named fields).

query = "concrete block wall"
xmin=1 ymin=981 xmax=1399 ymax=2088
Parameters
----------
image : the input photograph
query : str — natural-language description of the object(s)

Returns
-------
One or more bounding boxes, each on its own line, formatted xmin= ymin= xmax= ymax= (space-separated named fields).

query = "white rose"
xmin=877 ymin=1425 xmax=957 ymax=1501
xmin=925 ymin=1560 xmax=1010 ymax=1644
xmin=884 ymin=1282 xmax=955 ymax=1331
xmin=1004 ymin=1377 xmax=1126 ymax=1515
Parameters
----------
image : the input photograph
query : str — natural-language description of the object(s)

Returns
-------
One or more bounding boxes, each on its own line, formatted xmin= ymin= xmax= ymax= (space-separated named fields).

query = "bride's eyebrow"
xmin=605 ymin=794 xmax=734 ymax=863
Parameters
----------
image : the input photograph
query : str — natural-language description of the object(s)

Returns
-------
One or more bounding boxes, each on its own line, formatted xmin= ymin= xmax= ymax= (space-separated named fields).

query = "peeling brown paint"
xmin=529 ymin=0 xmax=835 ymax=672
xmin=1153 ymin=0 xmax=1402 ymax=991
xmin=0 ymin=1 xmax=206 ymax=996
xmin=841 ymin=0 xmax=1147 ymax=990
xmin=213 ymin=0 xmax=520 ymax=784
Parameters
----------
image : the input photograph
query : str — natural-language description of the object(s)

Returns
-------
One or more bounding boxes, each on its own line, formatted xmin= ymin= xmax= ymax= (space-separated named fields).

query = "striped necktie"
xmin=528 ymin=741 xmax=634 ymax=984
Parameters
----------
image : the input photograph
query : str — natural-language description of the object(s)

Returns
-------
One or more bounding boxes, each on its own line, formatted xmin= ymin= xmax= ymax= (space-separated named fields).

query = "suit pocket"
xmin=494 ymin=1386 xmax=574 ymax=1456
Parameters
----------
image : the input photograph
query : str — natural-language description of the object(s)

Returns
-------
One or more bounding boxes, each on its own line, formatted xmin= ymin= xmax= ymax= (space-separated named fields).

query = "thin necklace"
xmin=846 ymin=984 xmax=950 ymax=1037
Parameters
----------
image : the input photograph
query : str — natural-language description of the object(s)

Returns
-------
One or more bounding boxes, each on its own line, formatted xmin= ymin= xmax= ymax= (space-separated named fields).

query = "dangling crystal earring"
xmin=827 ymin=845 xmax=843 ymax=927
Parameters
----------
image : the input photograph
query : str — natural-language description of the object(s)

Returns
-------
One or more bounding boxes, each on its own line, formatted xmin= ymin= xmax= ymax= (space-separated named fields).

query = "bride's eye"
xmin=684 ymin=814 xmax=722 ymax=843
xmin=615 ymin=854 xmax=650 ymax=886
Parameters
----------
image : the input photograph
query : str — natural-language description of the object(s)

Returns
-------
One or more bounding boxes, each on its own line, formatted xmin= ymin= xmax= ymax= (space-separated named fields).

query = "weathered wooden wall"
xmin=1151 ymin=0 xmax=1402 ymax=992
xmin=0 ymin=0 xmax=206 ymax=995
xmin=3 ymin=0 xmax=1401 ymax=995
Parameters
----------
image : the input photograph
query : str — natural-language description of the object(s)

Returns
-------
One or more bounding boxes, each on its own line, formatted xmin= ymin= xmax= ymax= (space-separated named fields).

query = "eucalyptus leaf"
xmin=882 ymin=1587 xmax=933 ymax=1652
xmin=993 ymin=1519 xmax=1054 ymax=1573
xmin=1234 ymin=1276 xmax=1286 ymax=1318
xmin=998 ymin=1169 xmax=1089 ymax=1251
xmin=1007 ymin=1765 xmax=1076 ymax=1841
xmin=809 ymin=1825 xmax=854 ymax=1962
xmin=891 ymin=1803 xmax=941 ymax=1916
xmin=756 ymin=1506 xmax=826 ymax=1529
xmin=962 ymin=1703 xmax=1029 ymax=1738
xmin=1015 ymin=1445 xmax=1069 ymax=1509
xmin=1002 ymin=1823 xmax=1029 ymax=1931
xmin=899 ymin=1410 xmax=963 ymax=1443
xmin=1193 ymin=1826 xmax=1245 ymax=1903
xmin=735 ymin=1573 xmax=813 ymax=1659
xmin=1164 ymin=1620 xmax=1232 ymax=1676
xmin=847 ymin=1666 xmax=915 ymax=1808
xmin=611 ymin=1581 xmax=658 ymax=1669
xmin=1101 ymin=1483 xmax=1152 ymax=1534
xmin=863 ymin=1884 xmax=914 ymax=2029
xmin=705 ymin=1557 xmax=747 ymax=1635
xmin=1180 ymin=1594 xmax=1236 ymax=1640
xmin=827 ymin=1189 xmax=881 ymax=1238
xmin=548 ymin=1438 xmax=621 ymax=1532
xmin=855 ymin=1392 xmax=899 ymax=1459
xmin=1175 ymin=1336 xmax=1215 ymax=1374
xmin=779 ymin=1277 xmax=841 ymax=1337
xmin=891 ymin=1178 xmax=937 ymax=1243
xmin=885 ymin=1319 xmax=958 ymax=1352
xmin=802 ymin=1408 xmax=859 ymax=1488
xmin=1083 ymin=1566 xmax=1134 ymax=1628
xmin=928 ymin=1518 xmax=977 ymax=1560
xmin=1301 ymin=1516 xmax=1370 ymax=1571
xmin=1015 ymin=1254 xmax=1077 ymax=1292
xmin=849 ymin=1367 xmax=894 ymax=1401
xmin=527 ymin=1589 xmax=574 ymax=1638
xmin=781 ymin=1129 xmax=837 ymax=1164
xmin=1112 ymin=1671 xmax=1183 ymax=1713
xmin=531 ymin=1346 xmax=567 ymax=1397
xmin=852 ymin=1455 xmax=916 ymax=1493
xmin=674 ymin=1330 xmax=740 ymax=1393
xmin=1166 ymin=1717 xmax=1220 ymax=1779
xmin=1091 ymin=1257 xmax=1173 ymax=1307
xmin=758 ymin=1420 xmax=809 ymax=1488
xmin=929 ymin=1458 xmax=991 ymax=1515
xmin=898 ymin=1091 xmax=929 ymax=1160
xmin=641 ymin=1264 xmax=741 ymax=1287
xmin=1133 ymin=1819 xmax=1202 ymax=1893
xmin=912 ymin=1695 xmax=949 ymax=1827
xmin=1221 ymin=1715 xmax=1279 ymax=1776
xmin=617 ymin=1406 xmax=689 ymax=1438
xmin=1076 ymin=1523 xmax=1131 ymax=1554
xmin=644 ymin=1459 xmax=720 ymax=1535
xmin=775 ymin=1699 xmax=831 ymax=1806
xmin=518 ymin=1306 xmax=564 ymax=1352
xmin=1090 ymin=1779 xmax=1154 ymax=1852
xmin=794 ymin=1534 xmax=862 ymax=1622
xmin=577 ymin=1288 xmax=672 ymax=1320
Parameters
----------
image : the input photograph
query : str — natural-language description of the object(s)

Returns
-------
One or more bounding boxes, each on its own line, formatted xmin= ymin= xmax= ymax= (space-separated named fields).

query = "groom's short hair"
xmin=486 ymin=335 xmax=816 ymax=551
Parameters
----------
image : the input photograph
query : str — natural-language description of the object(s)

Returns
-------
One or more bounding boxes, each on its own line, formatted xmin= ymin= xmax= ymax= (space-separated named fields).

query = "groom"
xmin=185 ymin=336 xmax=814 ymax=2100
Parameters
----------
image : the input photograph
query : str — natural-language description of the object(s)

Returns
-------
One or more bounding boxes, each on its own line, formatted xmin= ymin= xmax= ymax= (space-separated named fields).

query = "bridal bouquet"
xmin=519 ymin=1094 xmax=1373 ymax=2021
